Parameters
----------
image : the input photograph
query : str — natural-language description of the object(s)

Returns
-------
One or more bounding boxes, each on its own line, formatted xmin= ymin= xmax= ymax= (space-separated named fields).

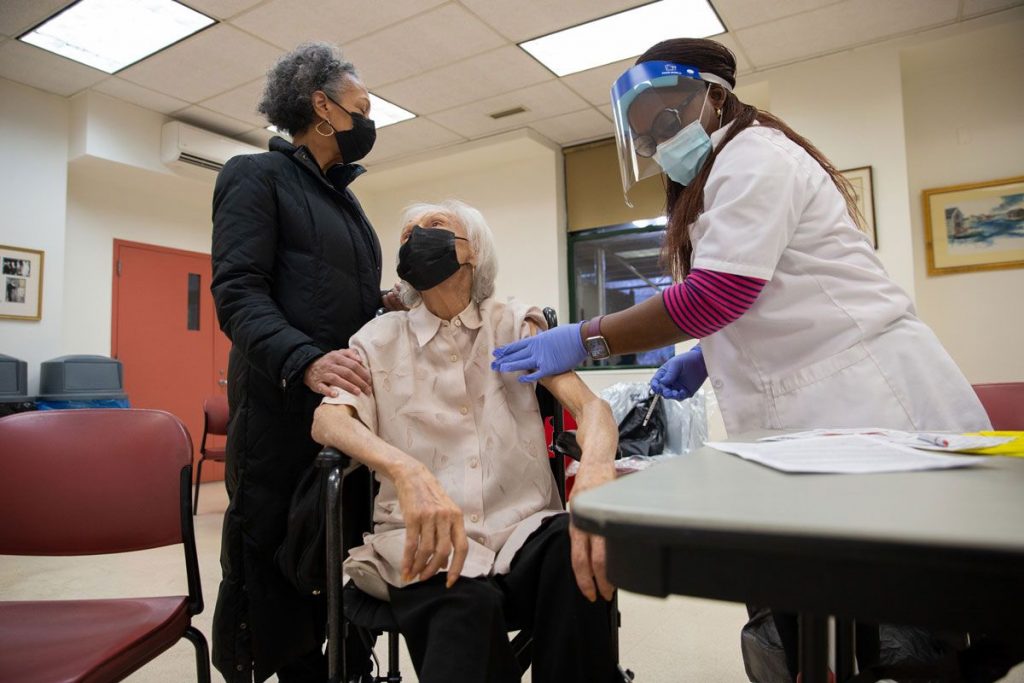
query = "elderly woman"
xmin=312 ymin=200 xmax=621 ymax=683
xmin=211 ymin=42 xmax=397 ymax=682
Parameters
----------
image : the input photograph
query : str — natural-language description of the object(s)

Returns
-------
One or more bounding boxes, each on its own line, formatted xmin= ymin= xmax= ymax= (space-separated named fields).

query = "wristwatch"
xmin=581 ymin=315 xmax=611 ymax=360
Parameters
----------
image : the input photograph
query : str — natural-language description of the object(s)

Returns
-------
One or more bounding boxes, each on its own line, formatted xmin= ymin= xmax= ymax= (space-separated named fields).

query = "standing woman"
xmin=211 ymin=43 xmax=396 ymax=683
xmin=492 ymin=38 xmax=990 ymax=680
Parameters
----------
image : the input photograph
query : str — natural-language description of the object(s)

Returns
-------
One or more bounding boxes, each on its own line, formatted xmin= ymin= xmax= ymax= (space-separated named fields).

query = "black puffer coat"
xmin=210 ymin=136 xmax=381 ymax=682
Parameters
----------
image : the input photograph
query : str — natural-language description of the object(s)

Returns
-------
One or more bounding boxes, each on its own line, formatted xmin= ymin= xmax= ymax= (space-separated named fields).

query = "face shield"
xmin=610 ymin=61 xmax=733 ymax=205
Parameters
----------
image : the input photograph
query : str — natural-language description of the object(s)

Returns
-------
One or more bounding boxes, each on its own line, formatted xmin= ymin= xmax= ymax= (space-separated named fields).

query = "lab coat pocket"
xmin=767 ymin=343 xmax=910 ymax=429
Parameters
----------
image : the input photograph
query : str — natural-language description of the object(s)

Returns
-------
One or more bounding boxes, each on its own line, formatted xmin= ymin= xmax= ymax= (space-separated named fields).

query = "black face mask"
xmin=325 ymin=94 xmax=377 ymax=163
xmin=397 ymin=226 xmax=469 ymax=291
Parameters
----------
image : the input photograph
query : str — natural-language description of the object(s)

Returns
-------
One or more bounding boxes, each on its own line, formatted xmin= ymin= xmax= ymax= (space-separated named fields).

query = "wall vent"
xmin=489 ymin=106 xmax=527 ymax=120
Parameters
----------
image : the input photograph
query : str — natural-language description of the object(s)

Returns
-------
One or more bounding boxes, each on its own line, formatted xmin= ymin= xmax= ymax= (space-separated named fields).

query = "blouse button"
xmin=469 ymin=457 xmax=479 ymax=469
xmin=450 ymin=354 xmax=459 ymax=362
xmin=470 ymin=513 xmax=480 ymax=523
xmin=460 ymin=406 xmax=468 ymax=415
xmin=712 ymin=378 xmax=724 ymax=389
xmin=454 ymin=319 xmax=462 ymax=327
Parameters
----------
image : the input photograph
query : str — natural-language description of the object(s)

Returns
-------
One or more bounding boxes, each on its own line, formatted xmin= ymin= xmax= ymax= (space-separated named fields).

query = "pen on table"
xmin=642 ymin=394 xmax=661 ymax=427
xmin=916 ymin=434 xmax=950 ymax=448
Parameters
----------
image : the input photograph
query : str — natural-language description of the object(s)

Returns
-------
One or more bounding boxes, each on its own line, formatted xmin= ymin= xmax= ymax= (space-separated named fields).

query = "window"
xmin=569 ymin=221 xmax=676 ymax=369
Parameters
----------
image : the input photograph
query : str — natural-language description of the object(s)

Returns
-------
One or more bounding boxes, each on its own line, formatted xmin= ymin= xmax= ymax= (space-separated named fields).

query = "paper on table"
xmin=707 ymin=435 xmax=981 ymax=474
xmin=758 ymin=429 xmax=1011 ymax=453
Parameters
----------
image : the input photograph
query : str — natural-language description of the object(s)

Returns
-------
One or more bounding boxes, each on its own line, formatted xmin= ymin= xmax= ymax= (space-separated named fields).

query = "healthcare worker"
xmin=492 ymin=37 xmax=992 ymax=681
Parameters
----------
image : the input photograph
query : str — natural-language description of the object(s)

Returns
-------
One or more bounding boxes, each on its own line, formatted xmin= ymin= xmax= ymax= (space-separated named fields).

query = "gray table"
xmin=571 ymin=435 xmax=1024 ymax=682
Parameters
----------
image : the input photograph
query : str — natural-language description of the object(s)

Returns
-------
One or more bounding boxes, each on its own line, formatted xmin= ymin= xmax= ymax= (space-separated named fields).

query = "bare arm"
xmin=599 ymin=292 xmax=691 ymax=356
xmin=539 ymin=371 xmax=618 ymax=601
xmin=312 ymin=403 xmax=468 ymax=587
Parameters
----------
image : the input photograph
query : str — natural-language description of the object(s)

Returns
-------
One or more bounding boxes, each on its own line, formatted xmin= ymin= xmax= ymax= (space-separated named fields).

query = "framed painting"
xmin=923 ymin=175 xmax=1024 ymax=276
xmin=0 ymin=245 xmax=44 ymax=321
xmin=841 ymin=166 xmax=877 ymax=249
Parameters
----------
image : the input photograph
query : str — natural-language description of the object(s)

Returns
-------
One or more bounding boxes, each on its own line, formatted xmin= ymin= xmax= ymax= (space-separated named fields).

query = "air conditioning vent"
xmin=161 ymin=121 xmax=263 ymax=176
xmin=489 ymin=106 xmax=527 ymax=120
xmin=178 ymin=153 xmax=225 ymax=172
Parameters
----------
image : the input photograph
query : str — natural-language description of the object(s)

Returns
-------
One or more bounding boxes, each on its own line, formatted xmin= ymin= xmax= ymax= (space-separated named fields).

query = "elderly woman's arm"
xmin=311 ymin=403 xmax=469 ymax=587
xmin=539 ymin=372 xmax=618 ymax=602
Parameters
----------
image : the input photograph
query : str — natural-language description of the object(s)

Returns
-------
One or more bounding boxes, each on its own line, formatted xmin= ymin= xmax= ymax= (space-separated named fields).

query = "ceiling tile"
xmin=711 ymin=33 xmax=752 ymax=75
xmin=0 ymin=39 xmax=106 ymax=96
xmin=0 ymin=0 xmax=73 ymax=37
xmin=183 ymin=0 xmax=265 ymax=20
xmin=173 ymin=105 xmax=257 ymax=136
xmin=342 ymin=4 xmax=506 ymax=88
xmin=560 ymin=57 xmax=635 ymax=106
xmin=119 ymin=24 xmax=281 ymax=102
xmin=362 ymin=117 xmax=465 ymax=165
xmin=91 ymin=77 xmax=189 ymax=114
xmin=529 ymin=107 xmax=614 ymax=145
xmin=713 ymin=0 xmax=843 ymax=31
xmin=430 ymin=80 xmax=588 ymax=139
xmin=460 ymin=0 xmax=647 ymax=42
xmin=199 ymin=77 xmax=267 ymax=126
xmin=230 ymin=0 xmax=447 ymax=49
xmin=373 ymin=45 xmax=553 ymax=115
xmin=735 ymin=0 xmax=960 ymax=68
xmin=238 ymin=127 xmax=276 ymax=148
xmin=962 ymin=0 xmax=1024 ymax=17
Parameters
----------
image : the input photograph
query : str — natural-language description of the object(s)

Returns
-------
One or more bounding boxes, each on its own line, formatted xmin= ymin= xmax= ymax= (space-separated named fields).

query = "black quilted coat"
xmin=210 ymin=137 xmax=381 ymax=682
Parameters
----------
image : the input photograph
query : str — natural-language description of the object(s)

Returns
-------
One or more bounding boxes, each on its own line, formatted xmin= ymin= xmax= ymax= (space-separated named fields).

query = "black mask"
xmin=397 ymin=226 xmax=468 ymax=291
xmin=325 ymin=94 xmax=376 ymax=163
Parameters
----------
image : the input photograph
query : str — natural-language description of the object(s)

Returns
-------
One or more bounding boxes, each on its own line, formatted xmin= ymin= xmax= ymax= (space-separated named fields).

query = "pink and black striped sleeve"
xmin=662 ymin=268 xmax=768 ymax=339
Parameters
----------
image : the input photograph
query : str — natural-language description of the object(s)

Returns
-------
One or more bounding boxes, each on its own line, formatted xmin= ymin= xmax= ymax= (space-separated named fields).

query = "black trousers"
xmin=387 ymin=514 xmax=617 ymax=683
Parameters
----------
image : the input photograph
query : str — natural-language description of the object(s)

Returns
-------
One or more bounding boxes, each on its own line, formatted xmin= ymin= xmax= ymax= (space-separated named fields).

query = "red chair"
xmin=972 ymin=382 xmax=1024 ymax=430
xmin=0 ymin=409 xmax=209 ymax=683
xmin=193 ymin=395 xmax=229 ymax=515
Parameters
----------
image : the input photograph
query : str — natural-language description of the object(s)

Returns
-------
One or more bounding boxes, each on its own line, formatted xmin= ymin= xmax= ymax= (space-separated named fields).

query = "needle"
xmin=642 ymin=394 xmax=661 ymax=427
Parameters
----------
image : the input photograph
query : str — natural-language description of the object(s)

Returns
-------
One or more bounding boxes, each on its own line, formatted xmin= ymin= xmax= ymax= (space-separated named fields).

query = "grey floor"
xmin=3 ymin=482 xmax=1022 ymax=682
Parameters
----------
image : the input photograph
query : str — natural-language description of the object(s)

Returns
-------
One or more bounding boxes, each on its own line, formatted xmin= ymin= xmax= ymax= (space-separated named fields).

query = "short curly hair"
xmin=257 ymin=42 xmax=358 ymax=135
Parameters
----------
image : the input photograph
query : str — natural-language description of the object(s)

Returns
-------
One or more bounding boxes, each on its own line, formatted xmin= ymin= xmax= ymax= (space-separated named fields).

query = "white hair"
xmin=397 ymin=199 xmax=498 ymax=308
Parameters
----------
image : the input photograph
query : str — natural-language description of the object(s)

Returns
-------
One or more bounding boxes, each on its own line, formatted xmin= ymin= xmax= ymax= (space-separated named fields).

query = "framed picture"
xmin=0 ymin=245 xmax=44 ymax=321
xmin=840 ymin=166 xmax=877 ymax=249
xmin=922 ymin=175 xmax=1024 ymax=276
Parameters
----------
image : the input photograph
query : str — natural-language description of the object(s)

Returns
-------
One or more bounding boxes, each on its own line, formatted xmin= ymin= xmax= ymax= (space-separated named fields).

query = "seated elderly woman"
xmin=311 ymin=199 xmax=620 ymax=683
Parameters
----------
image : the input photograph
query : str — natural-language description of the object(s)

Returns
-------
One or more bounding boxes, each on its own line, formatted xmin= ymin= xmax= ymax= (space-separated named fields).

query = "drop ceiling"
xmin=0 ymin=0 xmax=1019 ymax=166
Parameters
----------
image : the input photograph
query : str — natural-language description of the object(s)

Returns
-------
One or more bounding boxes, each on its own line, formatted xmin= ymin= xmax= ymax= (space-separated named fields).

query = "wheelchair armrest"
xmin=553 ymin=430 xmax=583 ymax=461
xmin=316 ymin=446 xmax=361 ymax=477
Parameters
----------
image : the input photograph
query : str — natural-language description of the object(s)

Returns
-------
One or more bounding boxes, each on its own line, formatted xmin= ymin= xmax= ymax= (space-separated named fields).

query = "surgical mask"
xmin=397 ymin=226 xmax=468 ymax=291
xmin=652 ymin=119 xmax=712 ymax=186
xmin=325 ymin=94 xmax=377 ymax=163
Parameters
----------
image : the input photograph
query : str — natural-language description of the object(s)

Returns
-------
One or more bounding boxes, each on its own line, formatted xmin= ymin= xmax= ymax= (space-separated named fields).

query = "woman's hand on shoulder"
xmin=304 ymin=348 xmax=372 ymax=397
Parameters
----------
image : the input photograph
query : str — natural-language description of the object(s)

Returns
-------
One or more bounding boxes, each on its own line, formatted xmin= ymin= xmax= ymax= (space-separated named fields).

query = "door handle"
xmin=218 ymin=379 xmax=228 ymax=386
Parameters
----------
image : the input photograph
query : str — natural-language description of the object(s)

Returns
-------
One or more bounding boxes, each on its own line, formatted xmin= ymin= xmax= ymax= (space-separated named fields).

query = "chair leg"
xmin=183 ymin=625 xmax=211 ymax=683
xmin=326 ymin=466 xmax=343 ymax=683
xmin=387 ymin=630 xmax=402 ymax=682
xmin=192 ymin=457 xmax=204 ymax=515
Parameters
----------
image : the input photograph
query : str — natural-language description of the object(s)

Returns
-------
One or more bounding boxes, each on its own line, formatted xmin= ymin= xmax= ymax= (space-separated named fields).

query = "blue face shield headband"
xmin=610 ymin=61 xmax=733 ymax=204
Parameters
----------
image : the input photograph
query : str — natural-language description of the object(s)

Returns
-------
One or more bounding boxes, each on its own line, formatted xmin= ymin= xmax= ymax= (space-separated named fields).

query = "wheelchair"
xmin=317 ymin=307 xmax=634 ymax=682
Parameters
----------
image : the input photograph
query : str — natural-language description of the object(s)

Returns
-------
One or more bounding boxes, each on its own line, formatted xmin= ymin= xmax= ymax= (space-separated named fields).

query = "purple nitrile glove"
xmin=491 ymin=322 xmax=588 ymax=383
xmin=650 ymin=345 xmax=707 ymax=400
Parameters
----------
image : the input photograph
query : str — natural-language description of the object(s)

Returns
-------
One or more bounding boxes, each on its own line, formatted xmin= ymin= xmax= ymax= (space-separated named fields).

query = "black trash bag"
xmin=616 ymin=393 xmax=667 ymax=457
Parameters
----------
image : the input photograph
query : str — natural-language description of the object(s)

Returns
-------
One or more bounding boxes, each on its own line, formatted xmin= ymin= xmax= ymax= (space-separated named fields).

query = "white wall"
xmin=0 ymin=79 xmax=69 ymax=394
xmin=63 ymin=158 xmax=214 ymax=356
xmin=902 ymin=12 xmax=1024 ymax=382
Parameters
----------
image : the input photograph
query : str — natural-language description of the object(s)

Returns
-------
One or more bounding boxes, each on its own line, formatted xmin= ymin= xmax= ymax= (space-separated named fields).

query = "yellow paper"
xmin=964 ymin=431 xmax=1024 ymax=457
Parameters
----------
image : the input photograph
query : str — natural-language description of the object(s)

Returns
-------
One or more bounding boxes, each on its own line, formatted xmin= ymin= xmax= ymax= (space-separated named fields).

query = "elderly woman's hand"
xmin=380 ymin=283 xmax=407 ymax=312
xmin=569 ymin=459 xmax=617 ymax=602
xmin=304 ymin=349 xmax=372 ymax=397
xmin=392 ymin=459 xmax=469 ymax=588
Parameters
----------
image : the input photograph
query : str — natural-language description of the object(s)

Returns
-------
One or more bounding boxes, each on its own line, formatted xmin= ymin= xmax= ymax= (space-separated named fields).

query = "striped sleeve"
xmin=662 ymin=268 xmax=767 ymax=338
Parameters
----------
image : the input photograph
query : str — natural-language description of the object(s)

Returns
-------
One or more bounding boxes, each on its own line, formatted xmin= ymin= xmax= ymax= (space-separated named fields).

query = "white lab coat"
xmin=693 ymin=122 xmax=990 ymax=435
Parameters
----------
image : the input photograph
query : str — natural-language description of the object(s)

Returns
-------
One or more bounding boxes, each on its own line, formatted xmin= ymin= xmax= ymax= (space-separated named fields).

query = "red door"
xmin=112 ymin=240 xmax=230 ymax=482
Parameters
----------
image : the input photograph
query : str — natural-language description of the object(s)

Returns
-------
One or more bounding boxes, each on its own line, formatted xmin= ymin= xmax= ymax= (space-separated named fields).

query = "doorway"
xmin=111 ymin=240 xmax=230 ymax=483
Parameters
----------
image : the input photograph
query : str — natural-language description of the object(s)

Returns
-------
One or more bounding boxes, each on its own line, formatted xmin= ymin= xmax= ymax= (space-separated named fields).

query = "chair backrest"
xmin=203 ymin=395 xmax=230 ymax=436
xmin=972 ymin=382 xmax=1024 ymax=430
xmin=0 ymin=409 xmax=193 ymax=556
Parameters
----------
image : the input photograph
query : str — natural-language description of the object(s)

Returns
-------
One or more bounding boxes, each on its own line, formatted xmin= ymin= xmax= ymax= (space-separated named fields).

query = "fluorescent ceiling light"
xmin=19 ymin=0 xmax=215 ymax=74
xmin=370 ymin=93 xmax=415 ymax=128
xmin=631 ymin=216 xmax=669 ymax=228
xmin=519 ymin=0 xmax=725 ymax=77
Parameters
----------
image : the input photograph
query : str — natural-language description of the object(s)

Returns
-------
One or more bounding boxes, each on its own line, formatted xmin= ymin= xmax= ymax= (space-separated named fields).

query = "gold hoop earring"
xmin=314 ymin=119 xmax=335 ymax=137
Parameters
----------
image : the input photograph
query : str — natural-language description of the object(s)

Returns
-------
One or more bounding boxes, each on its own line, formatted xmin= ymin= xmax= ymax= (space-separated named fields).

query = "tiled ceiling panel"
xmin=362 ymin=116 xmax=466 ymax=165
xmin=200 ymin=77 xmax=268 ymax=127
xmin=0 ymin=0 xmax=73 ymax=37
xmin=459 ymin=0 xmax=648 ymax=41
xmin=342 ymin=4 xmax=506 ymax=88
xmin=179 ymin=0 xmax=266 ymax=21
xmin=231 ymin=0 xmax=447 ymax=49
xmin=373 ymin=45 xmax=553 ymax=115
xmin=430 ymin=80 xmax=590 ymax=139
xmin=962 ymin=0 xmax=1024 ymax=16
xmin=715 ymin=0 xmax=844 ymax=31
xmin=0 ymin=39 xmax=106 ymax=96
xmin=92 ymin=77 xmax=190 ymax=114
xmin=173 ymin=105 xmax=258 ymax=136
xmin=530 ymin=107 xmax=615 ymax=145
xmin=119 ymin=24 xmax=281 ymax=102
xmin=735 ymin=0 xmax=960 ymax=67
xmin=560 ymin=58 xmax=635 ymax=107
